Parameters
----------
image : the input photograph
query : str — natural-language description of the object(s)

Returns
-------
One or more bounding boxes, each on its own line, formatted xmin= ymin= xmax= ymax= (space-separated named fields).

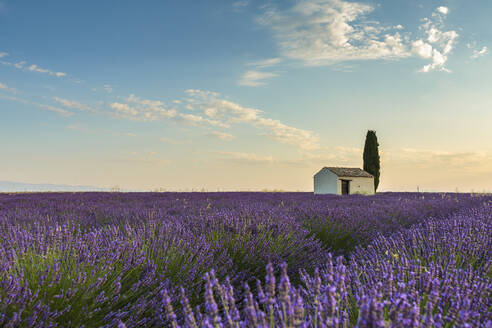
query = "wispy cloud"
xmin=470 ymin=46 xmax=488 ymax=59
xmin=176 ymin=113 xmax=228 ymax=127
xmin=91 ymin=84 xmax=114 ymax=93
xmin=54 ymin=97 xmax=90 ymax=111
xmin=238 ymin=70 xmax=277 ymax=87
xmin=110 ymin=102 xmax=138 ymax=119
xmin=295 ymin=146 xmax=362 ymax=167
xmin=206 ymin=131 xmax=236 ymax=141
xmin=36 ymin=103 xmax=73 ymax=116
xmin=110 ymin=94 xmax=177 ymax=121
xmin=258 ymin=0 xmax=410 ymax=66
xmin=387 ymin=148 xmax=492 ymax=173
xmin=0 ymin=82 xmax=18 ymax=94
xmin=0 ymin=53 xmax=67 ymax=77
xmin=247 ymin=57 xmax=282 ymax=68
xmin=28 ymin=64 xmax=66 ymax=77
xmin=28 ymin=64 xmax=50 ymax=74
xmin=110 ymin=93 xmax=228 ymax=127
xmin=0 ymin=94 xmax=73 ymax=116
xmin=232 ymin=0 xmax=250 ymax=11
xmin=111 ymin=89 xmax=319 ymax=150
xmin=13 ymin=61 xmax=25 ymax=68
xmin=258 ymin=2 xmax=459 ymax=73
xmin=185 ymin=89 xmax=319 ymax=150
xmin=239 ymin=57 xmax=282 ymax=87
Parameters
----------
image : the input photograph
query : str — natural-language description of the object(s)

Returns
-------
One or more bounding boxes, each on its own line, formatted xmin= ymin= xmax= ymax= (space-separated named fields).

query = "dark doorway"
xmin=341 ymin=180 xmax=350 ymax=195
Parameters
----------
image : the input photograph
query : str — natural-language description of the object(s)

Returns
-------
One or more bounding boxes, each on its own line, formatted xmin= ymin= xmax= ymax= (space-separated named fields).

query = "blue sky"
xmin=1 ymin=0 xmax=491 ymax=191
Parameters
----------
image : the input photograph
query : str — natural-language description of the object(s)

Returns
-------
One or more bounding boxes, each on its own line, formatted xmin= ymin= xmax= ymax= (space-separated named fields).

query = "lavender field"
xmin=0 ymin=192 xmax=490 ymax=327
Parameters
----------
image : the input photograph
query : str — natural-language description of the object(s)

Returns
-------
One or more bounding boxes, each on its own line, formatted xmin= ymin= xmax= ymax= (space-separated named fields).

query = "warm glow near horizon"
xmin=1 ymin=1 xmax=491 ymax=192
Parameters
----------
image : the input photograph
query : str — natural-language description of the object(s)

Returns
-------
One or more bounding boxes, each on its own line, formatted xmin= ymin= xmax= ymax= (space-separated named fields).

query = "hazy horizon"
xmin=1 ymin=1 xmax=491 ymax=192
xmin=1 ymin=179 xmax=490 ymax=193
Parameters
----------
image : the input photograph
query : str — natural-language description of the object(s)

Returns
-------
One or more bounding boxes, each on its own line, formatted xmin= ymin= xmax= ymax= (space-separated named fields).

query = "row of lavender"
xmin=162 ymin=205 xmax=491 ymax=327
xmin=0 ymin=192 xmax=490 ymax=326
xmin=2 ymin=191 xmax=488 ymax=254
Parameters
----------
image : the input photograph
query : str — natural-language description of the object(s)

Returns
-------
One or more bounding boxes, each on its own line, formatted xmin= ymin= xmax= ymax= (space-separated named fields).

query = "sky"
xmin=1 ymin=0 xmax=491 ymax=192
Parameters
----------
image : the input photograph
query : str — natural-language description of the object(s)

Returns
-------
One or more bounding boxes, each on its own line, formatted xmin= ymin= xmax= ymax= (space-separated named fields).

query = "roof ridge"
xmin=322 ymin=167 xmax=374 ymax=178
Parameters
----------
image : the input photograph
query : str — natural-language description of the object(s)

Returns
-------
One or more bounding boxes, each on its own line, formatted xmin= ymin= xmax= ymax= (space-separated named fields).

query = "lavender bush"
xmin=163 ymin=205 xmax=492 ymax=327
xmin=0 ymin=192 xmax=490 ymax=326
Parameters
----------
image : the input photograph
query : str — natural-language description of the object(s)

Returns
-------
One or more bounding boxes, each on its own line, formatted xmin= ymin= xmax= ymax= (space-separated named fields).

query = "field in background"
xmin=0 ymin=192 xmax=490 ymax=327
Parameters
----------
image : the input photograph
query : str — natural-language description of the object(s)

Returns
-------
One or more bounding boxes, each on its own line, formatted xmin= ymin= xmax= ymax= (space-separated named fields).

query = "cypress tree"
xmin=363 ymin=130 xmax=380 ymax=192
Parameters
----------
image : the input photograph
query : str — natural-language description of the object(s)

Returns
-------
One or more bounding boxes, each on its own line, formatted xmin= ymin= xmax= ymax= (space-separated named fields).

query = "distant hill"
xmin=0 ymin=181 xmax=109 ymax=192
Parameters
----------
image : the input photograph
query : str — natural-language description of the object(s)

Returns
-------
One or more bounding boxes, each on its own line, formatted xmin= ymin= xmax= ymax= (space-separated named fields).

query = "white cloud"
xmin=239 ymin=58 xmax=282 ymax=87
xmin=37 ymin=103 xmax=73 ymax=116
xmin=110 ymin=94 xmax=178 ymax=121
xmin=14 ymin=61 xmax=26 ymax=69
xmin=108 ymin=89 xmax=314 ymax=151
xmin=233 ymin=0 xmax=250 ymax=11
xmin=110 ymin=93 xmax=227 ymax=127
xmin=247 ymin=57 xmax=283 ymax=68
xmin=258 ymin=0 xmax=411 ymax=66
xmin=436 ymin=6 xmax=448 ymax=15
xmin=257 ymin=117 xmax=320 ymax=150
xmin=110 ymin=102 xmax=140 ymax=120
xmin=184 ymin=89 xmax=320 ymax=150
xmin=257 ymin=1 xmax=461 ymax=73
xmin=238 ymin=70 xmax=277 ymax=87
xmin=127 ymin=94 xmax=175 ymax=116
xmin=91 ymin=84 xmax=113 ymax=93
xmin=28 ymin=64 xmax=49 ymax=73
xmin=0 ymin=82 xmax=18 ymax=94
xmin=1 ymin=93 xmax=74 ymax=117
xmin=412 ymin=39 xmax=433 ymax=58
xmin=471 ymin=46 xmax=488 ymax=59
xmin=24 ymin=63 xmax=67 ymax=77
xmin=206 ymin=131 xmax=236 ymax=140
xmin=185 ymin=89 xmax=260 ymax=122
xmin=0 ymin=84 xmax=75 ymax=118
xmin=413 ymin=8 xmax=458 ymax=73
xmin=54 ymin=97 xmax=89 ymax=111
xmin=420 ymin=49 xmax=447 ymax=72
xmin=0 ymin=55 xmax=67 ymax=78
xmin=177 ymin=113 xmax=227 ymax=127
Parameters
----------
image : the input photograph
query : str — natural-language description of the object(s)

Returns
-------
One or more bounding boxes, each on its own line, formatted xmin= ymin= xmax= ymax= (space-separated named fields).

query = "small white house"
xmin=314 ymin=167 xmax=375 ymax=195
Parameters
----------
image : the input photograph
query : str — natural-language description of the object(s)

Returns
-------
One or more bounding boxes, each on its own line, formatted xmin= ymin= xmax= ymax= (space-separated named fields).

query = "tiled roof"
xmin=324 ymin=167 xmax=373 ymax=178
